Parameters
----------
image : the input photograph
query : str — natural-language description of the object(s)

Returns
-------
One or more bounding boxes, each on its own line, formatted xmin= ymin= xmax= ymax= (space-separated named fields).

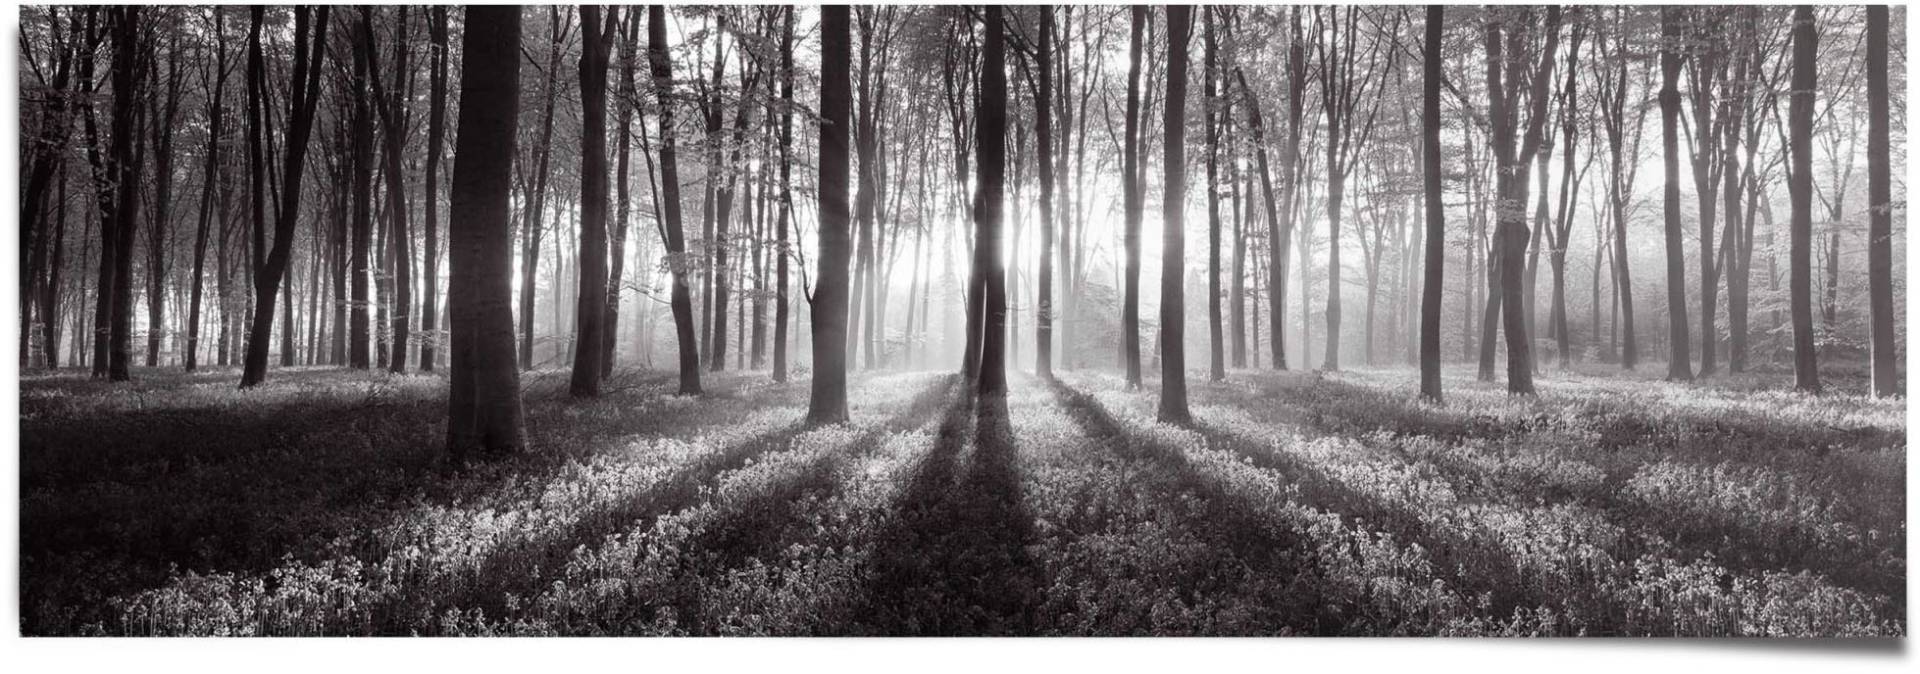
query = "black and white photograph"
xmin=4 ymin=1 xmax=1914 ymax=666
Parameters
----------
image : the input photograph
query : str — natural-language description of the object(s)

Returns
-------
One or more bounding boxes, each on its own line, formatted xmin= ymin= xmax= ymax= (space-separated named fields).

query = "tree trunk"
xmin=1035 ymin=6 xmax=1056 ymax=379
xmin=1658 ymin=8 xmax=1692 ymax=382
xmin=1866 ymin=6 xmax=1897 ymax=397
xmin=240 ymin=7 xmax=329 ymax=387
xmin=1419 ymin=6 xmax=1444 ymax=401
xmin=1203 ymin=7 xmax=1224 ymax=382
xmin=570 ymin=6 xmax=617 ymax=396
xmin=1120 ymin=6 xmax=1146 ymax=387
xmin=422 ymin=6 xmax=449 ymax=372
xmin=447 ymin=5 xmax=527 ymax=461
xmin=772 ymin=7 xmax=794 ymax=383
xmin=1789 ymin=5 xmax=1819 ymax=393
xmin=973 ymin=6 xmax=1010 ymax=397
xmin=810 ymin=6 xmax=854 ymax=421
xmin=1159 ymin=6 xmax=1193 ymax=422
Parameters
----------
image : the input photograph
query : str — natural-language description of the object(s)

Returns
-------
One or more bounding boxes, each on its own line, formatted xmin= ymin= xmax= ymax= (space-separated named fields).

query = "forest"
xmin=15 ymin=5 xmax=1908 ymax=637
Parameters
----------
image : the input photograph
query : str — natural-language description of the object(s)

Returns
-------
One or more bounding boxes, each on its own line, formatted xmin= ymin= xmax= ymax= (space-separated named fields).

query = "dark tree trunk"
xmin=1237 ymin=69 xmax=1288 ymax=370
xmin=1866 ymin=6 xmax=1897 ymax=397
xmin=1035 ymin=5 xmax=1056 ymax=379
xmin=422 ymin=6 xmax=449 ymax=372
xmin=1203 ymin=7 xmax=1224 ymax=382
xmin=810 ymin=6 xmax=853 ymax=421
xmin=571 ymin=6 xmax=618 ymax=397
xmin=367 ymin=7 xmax=413 ymax=374
xmin=604 ymin=10 xmax=639 ymax=378
xmin=239 ymin=7 xmax=329 ymax=388
xmin=348 ymin=8 xmax=373 ymax=370
xmin=1159 ymin=5 xmax=1192 ymax=423
xmin=973 ymin=5 xmax=1009 ymax=396
xmin=186 ymin=9 xmax=227 ymax=372
xmin=1658 ymin=8 xmax=1692 ymax=382
xmin=773 ymin=7 xmax=794 ymax=384
xmin=104 ymin=8 xmax=143 ymax=382
xmin=650 ymin=6 xmax=703 ymax=396
xmin=1790 ymin=5 xmax=1822 ymax=392
xmin=446 ymin=5 xmax=527 ymax=461
xmin=521 ymin=8 xmax=566 ymax=370
xmin=1419 ymin=6 xmax=1445 ymax=402
xmin=1120 ymin=6 xmax=1146 ymax=387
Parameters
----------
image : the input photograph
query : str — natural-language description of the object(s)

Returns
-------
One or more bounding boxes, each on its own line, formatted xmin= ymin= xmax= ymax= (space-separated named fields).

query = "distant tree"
xmin=1314 ymin=6 xmax=1392 ymax=372
xmin=446 ymin=5 xmax=527 ymax=460
xmin=1159 ymin=5 xmax=1192 ymax=424
xmin=238 ymin=6 xmax=328 ymax=388
xmin=1480 ymin=6 xmax=1559 ymax=394
xmin=521 ymin=8 xmax=569 ymax=369
xmin=602 ymin=9 xmax=639 ymax=378
xmin=811 ymin=6 xmax=854 ymax=422
xmin=651 ymin=5 xmax=704 ymax=396
xmin=1592 ymin=9 xmax=1644 ymax=370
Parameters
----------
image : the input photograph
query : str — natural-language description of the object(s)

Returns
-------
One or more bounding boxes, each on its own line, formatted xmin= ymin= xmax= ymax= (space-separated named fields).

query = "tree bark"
xmin=1866 ymin=6 xmax=1897 ymax=397
xmin=1120 ymin=6 xmax=1146 ymax=387
xmin=1789 ymin=5 xmax=1819 ymax=393
xmin=1159 ymin=5 xmax=1193 ymax=423
xmin=571 ymin=6 xmax=618 ymax=396
xmin=1420 ymin=6 xmax=1444 ymax=401
xmin=810 ymin=6 xmax=854 ymax=421
xmin=1658 ymin=8 xmax=1693 ymax=381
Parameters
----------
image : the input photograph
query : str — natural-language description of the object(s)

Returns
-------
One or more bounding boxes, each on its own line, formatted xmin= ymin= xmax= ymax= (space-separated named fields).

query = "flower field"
xmin=19 ymin=366 xmax=1905 ymax=636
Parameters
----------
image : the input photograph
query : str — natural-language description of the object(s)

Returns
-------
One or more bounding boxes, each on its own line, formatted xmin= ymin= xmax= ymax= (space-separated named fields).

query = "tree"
xmin=366 ymin=7 xmax=414 ymax=374
xmin=1159 ymin=5 xmax=1192 ymax=424
xmin=1420 ymin=5 xmax=1444 ymax=402
xmin=602 ymin=10 xmax=639 ymax=378
xmin=347 ymin=7 xmax=374 ymax=370
xmin=446 ymin=5 xmax=528 ymax=461
xmin=1866 ymin=6 xmax=1897 ymax=398
xmin=1593 ymin=9 xmax=1643 ymax=370
xmin=521 ymin=8 xmax=568 ymax=369
xmin=1236 ymin=68 xmax=1288 ymax=370
xmin=772 ymin=7 xmax=795 ymax=383
xmin=651 ymin=5 xmax=703 ymax=396
xmin=1120 ymin=6 xmax=1146 ymax=387
xmin=421 ymin=6 xmax=449 ymax=372
xmin=570 ymin=5 xmax=618 ymax=397
xmin=185 ymin=8 xmax=229 ymax=373
xmin=145 ymin=28 xmax=185 ymax=368
xmin=973 ymin=5 xmax=1010 ymax=396
xmin=1480 ymin=7 xmax=1558 ymax=394
xmin=1034 ymin=5 xmax=1056 ymax=379
xmin=1788 ymin=5 xmax=1820 ymax=393
xmin=1657 ymin=8 xmax=1693 ymax=382
xmin=1315 ymin=7 xmax=1392 ymax=372
xmin=1203 ymin=6 xmax=1224 ymax=382
xmin=238 ymin=6 xmax=328 ymax=388
xmin=810 ymin=5 xmax=854 ymax=423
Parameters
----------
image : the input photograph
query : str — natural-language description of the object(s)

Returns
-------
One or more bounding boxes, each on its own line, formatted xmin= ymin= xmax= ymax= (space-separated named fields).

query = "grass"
xmin=18 ymin=363 xmax=1906 ymax=636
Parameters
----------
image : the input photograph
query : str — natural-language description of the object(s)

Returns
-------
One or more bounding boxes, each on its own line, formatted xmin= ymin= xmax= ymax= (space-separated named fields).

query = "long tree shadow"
xmin=1042 ymin=379 xmax=1342 ymax=635
xmin=390 ymin=375 xmax=960 ymax=635
xmin=18 ymin=369 xmax=759 ymax=635
xmin=844 ymin=390 xmax=1042 ymax=636
xmin=1197 ymin=374 xmax=1906 ymax=609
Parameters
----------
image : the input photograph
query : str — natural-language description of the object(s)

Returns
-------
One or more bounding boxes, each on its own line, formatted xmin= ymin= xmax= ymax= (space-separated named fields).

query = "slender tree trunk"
xmin=1204 ymin=8 xmax=1224 ymax=382
xmin=973 ymin=6 xmax=1010 ymax=396
xmin=422 ymin=6 xmax=449 ymax=372
xmin=1120 ymin=6 xmax=1146 ymax=387
xmin=1420 ymin=5 xmax=1444 ymax=401
xmin=773 ymin=7 xmax=794 ymax=383
xmin=240 ymin=7 xmax=329 ymax=387
xmin=1789 ymin=5 xmax=1819 ymax=393
xmin=1035 ymin=6 xmax=1056 ymax=379
xmin=570 ymin=6 xmax=617 ymax=396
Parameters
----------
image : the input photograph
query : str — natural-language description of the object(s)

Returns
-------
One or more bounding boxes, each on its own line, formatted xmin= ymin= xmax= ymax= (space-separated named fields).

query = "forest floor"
xmin=18 ymin=363 xmax=1907 ymax=636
